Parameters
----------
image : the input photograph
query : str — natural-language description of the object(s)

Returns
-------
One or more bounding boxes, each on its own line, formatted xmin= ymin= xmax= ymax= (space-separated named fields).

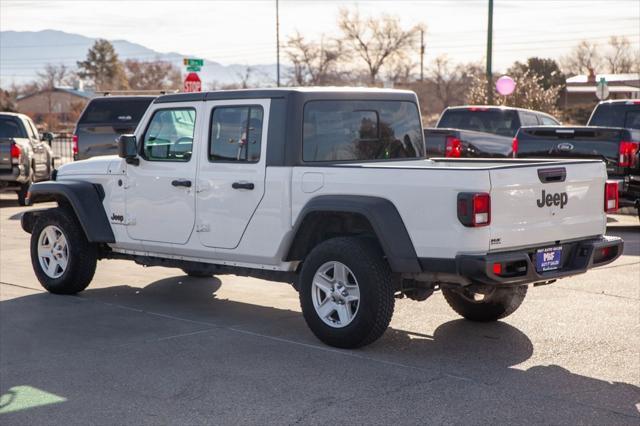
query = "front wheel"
xmin=299 ymin=237 xmax=395 ymax=349
xmin=442 ymin=285 xmax=527 ymax=322
xmin=30 ymin=209 xmax=97 ymax=294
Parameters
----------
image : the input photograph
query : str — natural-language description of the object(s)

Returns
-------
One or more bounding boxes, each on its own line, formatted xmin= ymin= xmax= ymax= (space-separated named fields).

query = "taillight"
xmin=10 ymin=143 xmax=21 ymax=159
xmin=445 ymin=136 xmax=462 ymax=158
xmin=511 ymin=137 xmax=518 ymax=158
xmin=72 ymin=134 xmax=79 ymax=157
xmin=457 ymin=192 xmax=491 ymax=227
xmin=619 ymin=141 xmax=639 ymax=168
xmin=605 ymin=181 xmax=619 ymax=213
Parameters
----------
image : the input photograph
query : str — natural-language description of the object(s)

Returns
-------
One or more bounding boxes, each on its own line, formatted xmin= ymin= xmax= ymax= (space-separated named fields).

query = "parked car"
xmin=0 ymin=112 xmax=54 ymax=205
xmin=425 ymin=105 xmax=561 ymax=158
xmin=22 ymin=88 xmax=622 ymax=349
xmin=73 ymin=96 xmax=155 ymax=160
xmin=514 ymin=100 xmax=640 ymax=214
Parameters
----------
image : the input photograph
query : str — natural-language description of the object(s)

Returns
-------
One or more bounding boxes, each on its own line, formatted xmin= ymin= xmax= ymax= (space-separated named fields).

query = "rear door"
xmin=76 ymin=97 xmax=153 ymax=160
xmin=196 ymin=99 xmax=269 ymax=249
xmin=489 ymin=161 xmax=606 ymax=251
xmin=125 ymin=103 xmax=199 ymax=246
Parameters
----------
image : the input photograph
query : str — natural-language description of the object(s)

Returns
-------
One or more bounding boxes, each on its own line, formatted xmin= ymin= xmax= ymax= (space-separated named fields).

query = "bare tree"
xmin=561 ymin=41 xmax=602 ymax=76
xmin=37 ymin=64 xmax=73 ymax=89
xmin=604 ymin=36 xmax=636 ymax=73
xmin=236 ymin=66 xmax=254 ymax=89
xmin=338 ymin=8 xmax=423 ymax=85
xmin=124 ymin=59 xmax=182 ymax=90
xmin=467 ymin=70 xmax=561 ymax=116
xmin=285 ymin=32 xmax=343 ymax=86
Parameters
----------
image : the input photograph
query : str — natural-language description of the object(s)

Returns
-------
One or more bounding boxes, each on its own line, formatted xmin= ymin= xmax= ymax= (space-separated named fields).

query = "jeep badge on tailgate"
xmin=536 ymin=190 xmax=568 ymax=209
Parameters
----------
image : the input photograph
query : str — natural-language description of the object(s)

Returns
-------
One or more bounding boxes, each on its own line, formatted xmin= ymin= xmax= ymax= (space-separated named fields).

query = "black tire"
xmin=30 ymin=208 xmax=97 ymax=294
xmin=16 ymin=175 xmax=33 ymax=206
xmin=442 ymin=285 xmax=527 ymax=322
xmin=299 ymin=237 xmax=394 ymax=349
xmin=181 ymin=268 xmax=214 ymax=278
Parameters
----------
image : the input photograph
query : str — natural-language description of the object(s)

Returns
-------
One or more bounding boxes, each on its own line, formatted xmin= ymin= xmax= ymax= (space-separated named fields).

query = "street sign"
xmin=596 ymin=77 xmax=609 ymax=100
xmin=183 ymin=72 xmax=202 ymax=93
xmin=183 ymin=58 xmax=204 ymax=67
xmin=186 ymin=65 xmax=201 ymax=72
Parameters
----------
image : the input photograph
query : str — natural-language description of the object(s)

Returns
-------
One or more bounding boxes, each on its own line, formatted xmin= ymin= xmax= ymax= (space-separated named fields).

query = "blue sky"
xmin=1 ymin=0 xmax=639 ymax=71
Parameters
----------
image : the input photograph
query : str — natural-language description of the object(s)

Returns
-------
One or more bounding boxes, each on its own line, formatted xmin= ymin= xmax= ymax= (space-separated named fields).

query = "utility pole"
xmin=486 ymin=0 xmax=494 ymax=104
xmin=276 ymin=0 xmax=281 ymax=87
xmin=420 ymin=29 xmax=425 ymax=82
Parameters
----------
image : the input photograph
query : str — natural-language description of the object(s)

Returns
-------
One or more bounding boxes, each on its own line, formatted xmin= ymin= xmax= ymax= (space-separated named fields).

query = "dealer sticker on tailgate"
xmin=536 ymin=246 xmax=563 ymax=272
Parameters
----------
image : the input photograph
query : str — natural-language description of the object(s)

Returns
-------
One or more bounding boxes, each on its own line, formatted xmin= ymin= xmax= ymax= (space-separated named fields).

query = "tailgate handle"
xmin=538 ymin=167 xmax=566 ymax=183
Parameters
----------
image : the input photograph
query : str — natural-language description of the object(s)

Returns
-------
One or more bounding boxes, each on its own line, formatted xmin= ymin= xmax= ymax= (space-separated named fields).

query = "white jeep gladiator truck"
xmin=22 ymin=88 xmax=623 ymax=348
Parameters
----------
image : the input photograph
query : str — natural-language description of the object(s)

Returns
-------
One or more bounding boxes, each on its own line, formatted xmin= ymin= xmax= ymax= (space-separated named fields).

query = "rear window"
xmin=589 ymin=103 xmax=640 ymax=129
xmin=79 ymin=98 xmax=154 ymax=125
xmin=438 ymin=109 xmax=519 ymax=137
xmin=303 ymin=100 xmax=424 ymax=162
xmin=0 ymin=117 xmax=27 ymax=138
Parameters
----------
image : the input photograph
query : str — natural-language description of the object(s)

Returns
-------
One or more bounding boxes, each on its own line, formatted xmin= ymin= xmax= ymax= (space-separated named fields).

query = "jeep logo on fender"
xmin=536 ymin=190 xmax=568 ymax=209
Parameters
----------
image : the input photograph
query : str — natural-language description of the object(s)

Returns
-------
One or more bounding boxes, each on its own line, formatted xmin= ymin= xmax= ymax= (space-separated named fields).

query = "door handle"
xmin=232 ymin=182 xmax=254 ymax=190
xmin=171 ymin=179 xmax=192 ymax=188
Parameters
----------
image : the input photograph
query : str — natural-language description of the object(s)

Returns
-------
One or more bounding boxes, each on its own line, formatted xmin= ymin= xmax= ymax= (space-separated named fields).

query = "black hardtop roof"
xmin=154 ymin=87 xmax=418 ymax=104
xmin=89 ymin=95 xmax=157 ymax=102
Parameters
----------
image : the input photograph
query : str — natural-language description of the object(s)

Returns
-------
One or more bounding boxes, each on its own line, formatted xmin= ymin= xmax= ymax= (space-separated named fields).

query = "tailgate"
xmin=0 ymin=139 xmax=14 ymax=171
xmin=517 ymin=127 xmax=622 ymax=168
xmin=489 ymin=161 xmax=606 ymax=251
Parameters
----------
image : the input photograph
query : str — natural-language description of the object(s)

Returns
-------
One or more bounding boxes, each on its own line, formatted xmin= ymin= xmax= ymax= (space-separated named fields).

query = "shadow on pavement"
xmin=0 ymin=198 xmax=20 ymax=209
xmin=1 ymin=275 xmax=639 ymax=423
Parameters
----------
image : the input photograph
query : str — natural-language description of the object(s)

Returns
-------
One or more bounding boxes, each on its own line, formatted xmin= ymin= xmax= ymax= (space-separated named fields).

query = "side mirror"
xmin=41 ymin=132 xmax=54 ymax=145
xmin=118 ymin=134 xmax=139 ymax=165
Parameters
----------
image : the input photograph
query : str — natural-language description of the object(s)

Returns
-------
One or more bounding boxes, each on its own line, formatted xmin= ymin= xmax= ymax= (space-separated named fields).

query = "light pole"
xmin=486 ymin=0 xmax=494 ymax=104
xmin=276 ymin=0 xmax=281 ymax=87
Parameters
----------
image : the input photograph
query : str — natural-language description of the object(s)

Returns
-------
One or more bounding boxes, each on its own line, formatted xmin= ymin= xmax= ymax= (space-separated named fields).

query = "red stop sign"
xmin=183 ymin=72 xmax=202 ymax=93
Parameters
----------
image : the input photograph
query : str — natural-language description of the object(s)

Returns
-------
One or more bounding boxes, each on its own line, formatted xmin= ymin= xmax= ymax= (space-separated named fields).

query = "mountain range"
xmin=0 ymin=29 xmax=279 ymax=88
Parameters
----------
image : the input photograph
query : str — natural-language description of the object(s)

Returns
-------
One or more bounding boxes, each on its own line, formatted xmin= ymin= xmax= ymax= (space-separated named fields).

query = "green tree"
xmin=77 ymin=39 xmax=128 ymax=91
xmin=508 ymin=57 xmax=565 ymax=90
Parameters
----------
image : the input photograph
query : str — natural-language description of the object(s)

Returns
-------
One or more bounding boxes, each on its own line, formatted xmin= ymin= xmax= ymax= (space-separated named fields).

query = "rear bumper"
xmin=420 ymin=235 xmax=623 ymax=286
xmin=0 ymin=166 xmax=28 ymax=189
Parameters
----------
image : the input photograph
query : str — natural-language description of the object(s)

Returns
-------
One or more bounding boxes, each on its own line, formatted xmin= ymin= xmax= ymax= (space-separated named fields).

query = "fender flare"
xmin=286 ymin=195 xmax=421 ymax=273
xmin=22 ymin=180 xmax=115 ymax=243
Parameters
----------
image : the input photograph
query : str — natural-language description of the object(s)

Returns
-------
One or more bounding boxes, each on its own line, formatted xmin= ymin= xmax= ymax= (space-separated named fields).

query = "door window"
xmin=209 ymin=106 xmax=263 ymax=162
xmin=142 ymin=108 xmax=196 ymax=161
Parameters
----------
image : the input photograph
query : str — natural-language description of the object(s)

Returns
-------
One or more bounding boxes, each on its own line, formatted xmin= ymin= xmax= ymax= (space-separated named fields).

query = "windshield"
xmin=588 ymin=103 xmax=640 ymax=129
xmin=0 ymin=117 xmax=27 ymax=138
xmin=79 ymin=98 xmax=154 ymax=125
xmin=437 ymin=109 xmax=520 ymax=137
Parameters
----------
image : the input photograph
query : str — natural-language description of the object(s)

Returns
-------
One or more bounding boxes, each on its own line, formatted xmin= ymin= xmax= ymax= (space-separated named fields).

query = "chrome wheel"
xmin=311 ymin=261 xmax=360 ymax=328
xmin=37 ymin=225 xmax=69 ymax=279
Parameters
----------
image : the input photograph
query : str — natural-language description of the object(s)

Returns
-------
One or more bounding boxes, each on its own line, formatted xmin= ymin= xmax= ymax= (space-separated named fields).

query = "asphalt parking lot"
xmin=0 ymin=194 xmax=638 ymax=425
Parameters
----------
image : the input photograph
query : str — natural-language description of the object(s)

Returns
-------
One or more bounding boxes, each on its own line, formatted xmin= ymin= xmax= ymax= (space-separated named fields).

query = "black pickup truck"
xmin=0 ymin=112 xmax=54 ymax=205
xmin=424 ymin=106 xmax=560 ymax=158
xmin=514 ymin=100 xmax=640 ymax=212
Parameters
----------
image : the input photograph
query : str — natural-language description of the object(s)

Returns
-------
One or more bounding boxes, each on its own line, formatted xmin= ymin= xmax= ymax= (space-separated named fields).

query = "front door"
xmin=196 ymin=99 xmax=269 ymax=249
xmin=125 ymin=104 xmax=199 ymax=245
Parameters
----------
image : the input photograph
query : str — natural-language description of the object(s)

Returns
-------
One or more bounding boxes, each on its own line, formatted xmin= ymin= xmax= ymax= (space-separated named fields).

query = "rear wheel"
xmin=16 ymin=175 xmax=33 ymax=206
xmin=30 ymin=209 xmax=97 ymax=294
xmin=299 ymin=237 xmax=394 ymax=348
xmin=442 ymin=285 xmax=527 ymax=322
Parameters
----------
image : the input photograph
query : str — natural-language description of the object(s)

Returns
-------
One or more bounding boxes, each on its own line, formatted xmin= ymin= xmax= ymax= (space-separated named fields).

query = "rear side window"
xmin=0 ymin=117 xmax=27 ymax=138
xmin=79 ymin=98 xmax=153 ymax=124
xmin=142 ymin=108 xmax=196 ymax=162
xmin=209 ymin=106 xmax=263 ymax=162
xmin=438 ymin=109 xmax=519 ymax=137
xmin=303 ymin=100 xmax=423 ymax=162
xmin=589 ymin=103 xmax=640 ymax=129
xmin=539 ymin=115 xmax=559 ymax=125
xmin=520 ymin=112 xmax=539 ymax=126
